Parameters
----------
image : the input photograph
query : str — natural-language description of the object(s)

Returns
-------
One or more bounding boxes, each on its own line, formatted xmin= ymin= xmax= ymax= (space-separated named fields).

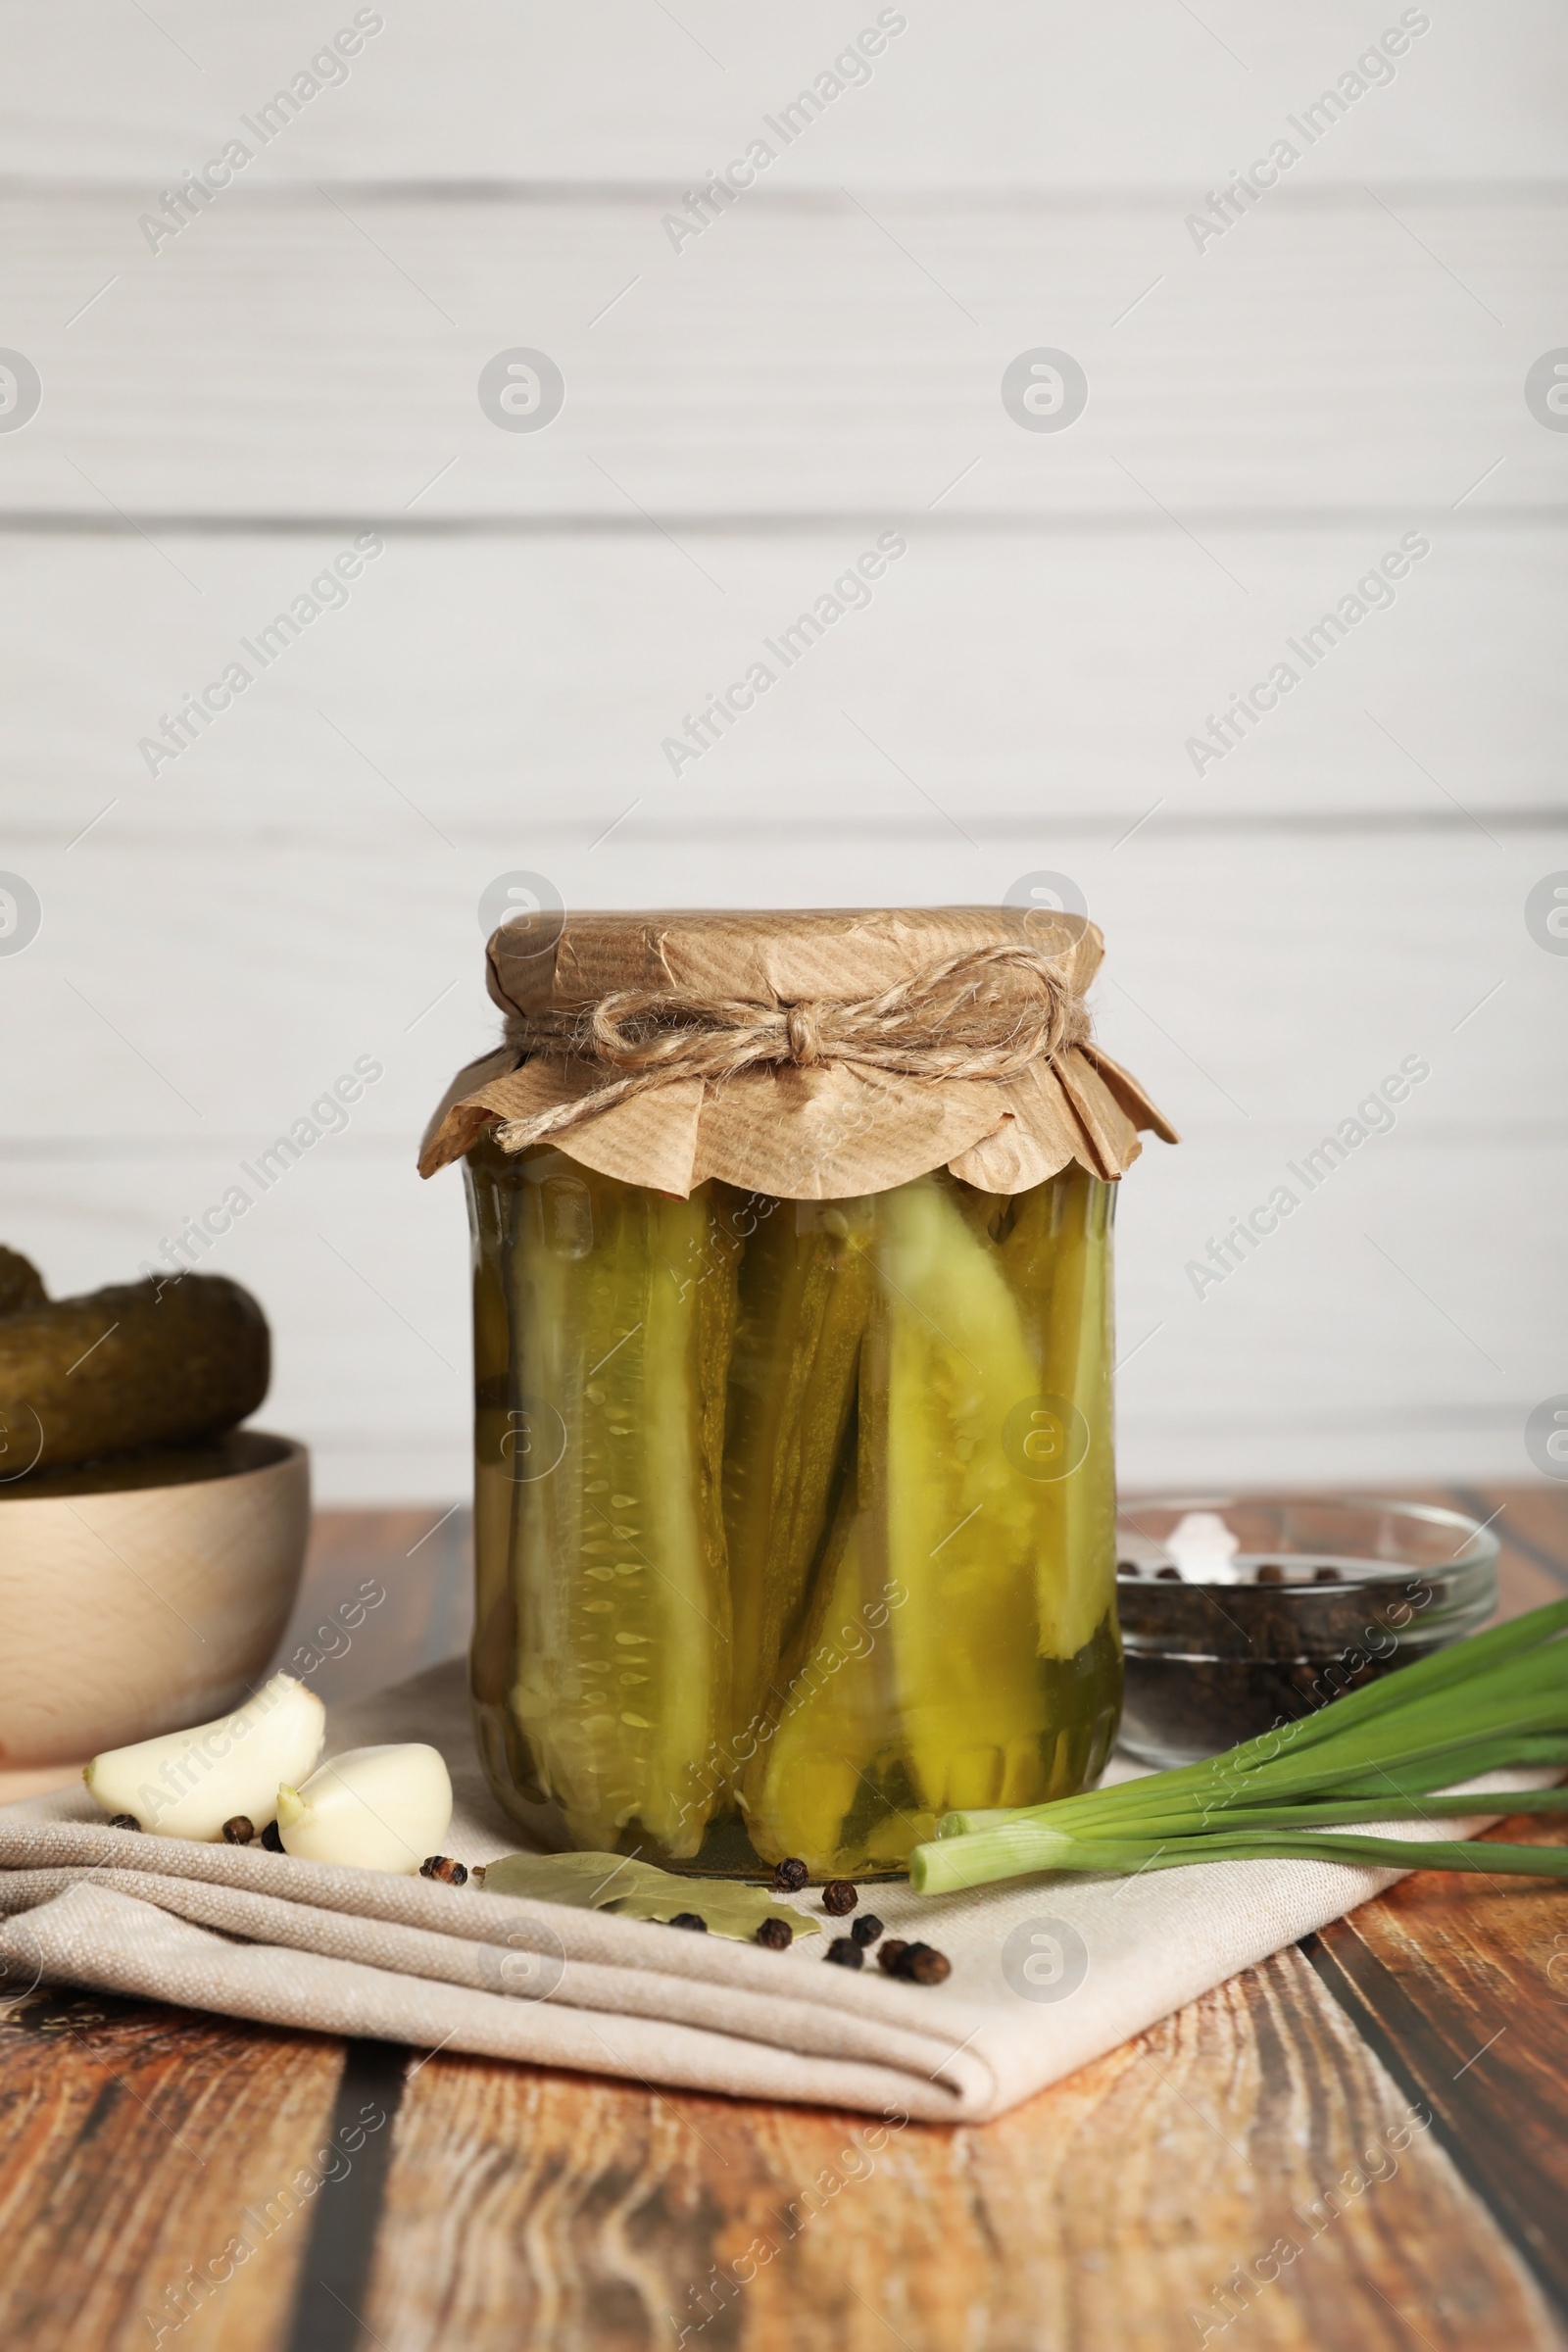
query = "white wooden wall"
xmin=2 ymin=1 xmax=1564 ymax=1501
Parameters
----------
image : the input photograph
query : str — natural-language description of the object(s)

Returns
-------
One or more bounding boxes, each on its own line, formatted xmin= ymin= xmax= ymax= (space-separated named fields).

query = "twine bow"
xmin=493 ymin=942 xmax=1089 ymax=1152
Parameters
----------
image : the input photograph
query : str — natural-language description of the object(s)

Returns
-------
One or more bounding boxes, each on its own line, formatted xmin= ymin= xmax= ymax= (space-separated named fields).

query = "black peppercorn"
xmin=821 ymin=1880 xmax=858 ymax=1916
xmin=824 ymin=1936 xmax=863 ymax=1969
xmin=1313 ymin=1564 xmax=1342 ymax=1583
xmin=772 ymin=1857 xmax=809 ymax=1893
xmin=1255 ymin=1563 xmax=1285 ymax=1585
xmin=754 ymin=1916 xmax=793 ymax=1950
xmin=892 ymin=1941 xmax=952 ymax=1985
xmin=261 ymin=1821 xmax=283 ymax=1852
xmin=877 ymin=1939 xmax=909 ymax=1975
xmin=851 ymin=1914 xmax=883 ymax=1947
xmin=220 ymin=1815 xmax=255 ymax=1845
xmin=667 ymin=1912 xmax=708 ymax=1932
xmin=106 ymin=1814 xmax=140 ymax=1832
xmin=1155 ymin=1565 xmax=1181 ymax=1580
xmin=419 ymin=1855 xmax=468 ymax=1886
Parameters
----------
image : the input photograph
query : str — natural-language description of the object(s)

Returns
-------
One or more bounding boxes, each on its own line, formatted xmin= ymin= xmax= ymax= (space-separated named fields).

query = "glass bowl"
xmin=1113 ymin=1494 xmax=1499 ymax=1768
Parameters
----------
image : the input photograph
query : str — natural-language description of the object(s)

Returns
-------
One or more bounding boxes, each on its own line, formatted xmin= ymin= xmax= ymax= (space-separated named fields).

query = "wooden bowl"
xmin=0 ymin=1429 xmax=310 ymax=1770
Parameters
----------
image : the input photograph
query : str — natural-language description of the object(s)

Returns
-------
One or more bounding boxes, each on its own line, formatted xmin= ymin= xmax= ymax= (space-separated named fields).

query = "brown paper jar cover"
xmin=419 ymin=906 xmax=1177 ymax=1200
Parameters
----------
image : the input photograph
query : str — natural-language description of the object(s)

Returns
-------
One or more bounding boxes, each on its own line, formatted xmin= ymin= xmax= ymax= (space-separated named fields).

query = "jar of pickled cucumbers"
xmin=421 ymin=908 xmax=1175 ymax=1880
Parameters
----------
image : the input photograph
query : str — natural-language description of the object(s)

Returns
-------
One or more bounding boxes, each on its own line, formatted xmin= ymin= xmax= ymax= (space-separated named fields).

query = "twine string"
xmin=494 ymin=941 xmax=1088 ymax=1152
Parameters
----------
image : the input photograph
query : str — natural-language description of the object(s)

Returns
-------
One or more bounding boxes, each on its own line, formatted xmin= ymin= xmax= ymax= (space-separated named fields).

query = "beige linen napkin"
xmin=0 ymin=1661 xmax=1527 ymax=2124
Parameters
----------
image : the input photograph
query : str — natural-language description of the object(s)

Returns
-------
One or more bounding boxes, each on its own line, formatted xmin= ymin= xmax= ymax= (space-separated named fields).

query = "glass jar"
xmin=465 ymin=1134 xmax=1122 ymax=1880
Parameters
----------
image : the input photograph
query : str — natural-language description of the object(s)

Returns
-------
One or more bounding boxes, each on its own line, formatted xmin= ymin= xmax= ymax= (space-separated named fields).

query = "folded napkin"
xmin=0 ymin=1661 xmax=1527 ymax=2123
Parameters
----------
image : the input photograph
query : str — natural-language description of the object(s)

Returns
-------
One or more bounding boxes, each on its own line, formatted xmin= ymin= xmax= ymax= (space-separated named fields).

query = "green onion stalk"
xmin=908 ymin=1594 xmax=1568 ymax=1895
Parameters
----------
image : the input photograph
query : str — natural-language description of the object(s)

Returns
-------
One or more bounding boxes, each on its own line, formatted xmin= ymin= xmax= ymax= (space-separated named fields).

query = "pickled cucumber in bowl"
xmin=0 ymin=1250 xmax=270 ymax=1480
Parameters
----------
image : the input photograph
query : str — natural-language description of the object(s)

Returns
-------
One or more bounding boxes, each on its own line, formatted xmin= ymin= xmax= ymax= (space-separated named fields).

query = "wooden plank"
xmin=0 ymin=1130 xmax=1559 ymax=1504
xmin=1 ymin=5 xmax=1563 ymax=187
xmin=1300 ymin=1484 xmax=1568 ymax=2306
xmin=0 ymin=191 xmax=1561 ymax=518
xmin=0 ymin=530 xmax=1561 ymax=839
xmin=270 ymin=1504 xmax=473 ymax=1704
xmin=1454 ymin=1484 xmax=1568 ymax=1596
xmin=1304 ymin=1803 xmax=1568 ymax=2320
xmin=3 ymin=1497 xmax=1563 ymax=2346
xmin=1 ymin=905 xmax=1561 ymax=1505
xmin=358 ymin=1944 xmax=1560 ymax=2351
xmin=0 ymin=1988 xmax=347 ymax=2352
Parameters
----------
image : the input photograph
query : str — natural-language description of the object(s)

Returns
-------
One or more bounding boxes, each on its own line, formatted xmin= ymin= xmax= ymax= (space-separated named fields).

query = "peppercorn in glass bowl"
xmin=1113 ymin=1494 xmax=1499 ymax=1768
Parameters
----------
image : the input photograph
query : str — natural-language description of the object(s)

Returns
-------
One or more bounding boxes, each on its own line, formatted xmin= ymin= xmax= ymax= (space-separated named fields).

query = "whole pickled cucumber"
xmin=501 ymin=1152 xmax=735 ymax=1858
xmin=0 ymin=1273 xmax=269 ymax=1476
xmin=721 ymin=1195 xmax=872 ymax=1751
xmin=0 ymin=1247 xmax=47 ymax=1319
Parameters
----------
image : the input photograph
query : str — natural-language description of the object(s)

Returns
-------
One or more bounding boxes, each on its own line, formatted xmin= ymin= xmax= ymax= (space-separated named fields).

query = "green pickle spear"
xmin=739 ymin=1489 xmax=905 ymax=1870
xmin=742 ymin=1165 xmax=1120 ymax=1876
xmin=484 ymin=1147 xmax=735 ymax=1859
xmin=1001 ymin=1165 xmax=1119 ymax=1666
xmin=720 ymin=1194 xmax=874 ymax=1753
xmin=871 ymin=1173 xmax=1067 ymax=1822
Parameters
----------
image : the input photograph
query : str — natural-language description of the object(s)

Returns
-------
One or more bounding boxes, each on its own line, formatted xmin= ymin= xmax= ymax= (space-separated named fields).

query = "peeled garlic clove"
xmin=275 ymin=1743 xmax=453 ymax=1874
xmin=83 ymin=1673 xmax=325 ymax=1841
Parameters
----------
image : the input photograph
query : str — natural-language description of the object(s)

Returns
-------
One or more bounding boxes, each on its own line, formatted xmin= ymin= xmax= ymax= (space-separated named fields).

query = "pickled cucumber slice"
xmin=738 ymin=1490 xmax=921 ymax=1873
xmin=502 ymin=1153 xmax=734 ymax=1857
xmin=1001 ymin=1167 xmax=1118 ymax=1663
xmin=721 ymin=1196 xmax=872 ymax=1751
xmin=742 ymin=1173 xmax=1049 ymax=1868
xmin=466 ymin=1146 xmax=521 ymax=1758
xmin=742 ymin=1168 xmax=1119 ymax=1871
xmin=871 ymin=1174 xmax=1058 ymax=1820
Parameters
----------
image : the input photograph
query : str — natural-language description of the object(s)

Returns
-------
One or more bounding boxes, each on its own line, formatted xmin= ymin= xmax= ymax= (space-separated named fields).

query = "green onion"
xmin=908 ymin=1594 xmax=1568 ymax=1896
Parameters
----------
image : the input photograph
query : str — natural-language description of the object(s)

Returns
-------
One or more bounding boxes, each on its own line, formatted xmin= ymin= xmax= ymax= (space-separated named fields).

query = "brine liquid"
xmin=466 ymin=1141 xmax=1122 ymax=1879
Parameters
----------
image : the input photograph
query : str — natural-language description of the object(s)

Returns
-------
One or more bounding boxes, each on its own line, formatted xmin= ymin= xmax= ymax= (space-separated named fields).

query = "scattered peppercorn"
xmin=1255 ymin=1564 xmax=1285 ymax=1585
xmin=851 ymin=1914 xmax=884 ymax=1947
xmin=772 ymin=1857 xmax=809 ymax=1893
xmin=1155 ymin=1565 xmax=1181 ymax=1580
xmin=877 ymin=1938 xmax=952 ymax=1984
xmin=821 ymin=1880 xmax=858 ymax=1916
xmin=667 ymin=1912 xmax=708 ymax=1932
xmin=824 ymin=1936 xmax=863 ymax=1969
xmin=105 ymin=1813 xmax=140 ymax=1832
xmin=220 ymin=1815 xmax=255 ymax=1845
xmin=1313 ymin=1564 xmax=1343 ymax=1583
xmin=754 ymin=1916 xmax=793 ymax=1950
xmin=261 ymin=1821 xmax=283 ymax=1852
xmin=419 ymin=1855 xmax=468 ymax=1886
xmin=1116 ymin=1559 xmax=1138 ymax=1576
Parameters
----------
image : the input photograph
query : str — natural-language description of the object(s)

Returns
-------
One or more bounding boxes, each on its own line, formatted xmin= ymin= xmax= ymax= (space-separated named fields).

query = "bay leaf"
xmin=480 ymin=1849 xmax=819 ymax=1941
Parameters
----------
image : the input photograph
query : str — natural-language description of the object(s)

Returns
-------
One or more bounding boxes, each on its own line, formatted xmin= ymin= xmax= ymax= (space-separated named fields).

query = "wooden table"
xmin=3 ymin=1487 xmax=1565 ymax=2352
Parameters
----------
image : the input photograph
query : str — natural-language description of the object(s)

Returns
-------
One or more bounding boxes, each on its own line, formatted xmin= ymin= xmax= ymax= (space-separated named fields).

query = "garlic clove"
xmin=83 ymin=1673 xmax=325 ymax=1841
xmin=274 ymin=1743 xmax=453 ymax=1874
